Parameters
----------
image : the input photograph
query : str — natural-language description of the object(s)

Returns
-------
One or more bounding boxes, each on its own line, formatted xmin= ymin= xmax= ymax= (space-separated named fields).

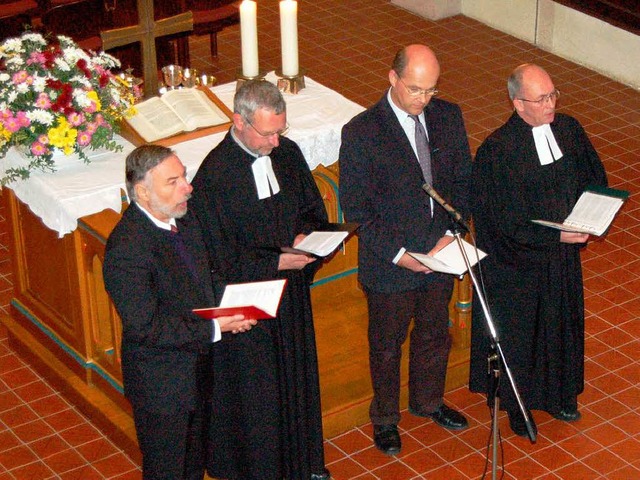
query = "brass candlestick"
xmin=236 ymin=69 xmax=267 ymax=91
xmin=275 ymin=69 xmax=306 ymax=94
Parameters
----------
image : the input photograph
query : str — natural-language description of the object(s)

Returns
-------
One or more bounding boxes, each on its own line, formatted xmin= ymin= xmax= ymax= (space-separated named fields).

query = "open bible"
xmin=193 ymin=279 xmax=287 ymax=320
xmin=531 ymin=186 xmax=629 ymax=236
xmin=408 ymin=238 xmax=487 ymax=276
xmin=281 ymin=223 xmax=359 ymax=257
xmin=121 ymin=87 xmax=233 ymax=146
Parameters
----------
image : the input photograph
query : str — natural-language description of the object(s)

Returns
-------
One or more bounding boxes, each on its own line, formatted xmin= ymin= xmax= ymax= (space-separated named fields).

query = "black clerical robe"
xmin=469 ymin=112 xmax=607 ymax=414
xmin=190 ymin=132 xmax=328 ymax=480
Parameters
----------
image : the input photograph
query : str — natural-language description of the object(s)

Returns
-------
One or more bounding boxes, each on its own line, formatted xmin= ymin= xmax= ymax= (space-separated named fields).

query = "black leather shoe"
xmin=373 ymin=424 xmax=401 ymax=455
xmin=410 ymin=404 xmax=469 ymax=431
xmin=553 ymin=409 xmax=581 ymax=422
xmin=508 ymin=410 xmax=537 ymax=438
xmin=310 ymin=467 xmax=331 ymax=480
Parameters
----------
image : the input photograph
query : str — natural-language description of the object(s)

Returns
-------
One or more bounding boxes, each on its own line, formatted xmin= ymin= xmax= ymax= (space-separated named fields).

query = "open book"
xmin=193 ymin=279 xmax=287 ymax=320
xmin=531 ymin=186 xmax=629 ymax=236
xmin=122 ymin=87 xmax=233 ymax=145
xmin=280 ymin=223 xmax=359 ymax=257
xmin=408 ymin=238 xmax=487 ymax=276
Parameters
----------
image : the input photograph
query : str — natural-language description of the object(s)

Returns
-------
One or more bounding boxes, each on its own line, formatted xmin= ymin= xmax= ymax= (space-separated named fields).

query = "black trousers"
xmin=366 ymin=276 xmax=453 ymax=426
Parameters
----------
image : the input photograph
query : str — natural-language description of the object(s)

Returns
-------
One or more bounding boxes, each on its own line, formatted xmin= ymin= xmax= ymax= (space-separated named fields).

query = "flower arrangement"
xmin=0 ymin=32 xmax=138 ymax=185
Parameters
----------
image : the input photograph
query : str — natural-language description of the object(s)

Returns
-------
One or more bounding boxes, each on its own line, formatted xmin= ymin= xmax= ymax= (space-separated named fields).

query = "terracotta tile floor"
xmin=1 ymin=0 xmax=639 ymax=478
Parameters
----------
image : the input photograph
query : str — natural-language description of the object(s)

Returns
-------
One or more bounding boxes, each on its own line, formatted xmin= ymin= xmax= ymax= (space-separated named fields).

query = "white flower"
xmin=16 ymin=83 xmax=30 ymax=94
xmin=1 ymin=38 xmax=24 ymax=54
xmin=21 ymin=32 xmax=45 ymax=44
xmin=31 ymin=75 xmax=46 ymax=93
xmin=54 ymin=57 xmax=71 ymax=72
xmin=0 ymin=73 xmax=9 ymax=82
xmin=70 ymin=75 xmax=91 ymax=89
xmin=73 ymin=89 xmax=91 ymax=108
xmin=5 ymin=56 xmax=25 ymax=68
xmin=27 ymin=109 xmax=55 ymax=126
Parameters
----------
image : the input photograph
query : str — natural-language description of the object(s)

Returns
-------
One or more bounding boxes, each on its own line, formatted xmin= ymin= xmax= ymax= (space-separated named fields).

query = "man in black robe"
xmin=469 ymin=64 xmax=607 ymax=437
xmin=189 ymin=80 xmax=329 ymax=480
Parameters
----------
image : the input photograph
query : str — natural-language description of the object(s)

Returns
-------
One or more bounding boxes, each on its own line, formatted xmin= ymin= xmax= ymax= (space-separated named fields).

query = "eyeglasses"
xmin=518 ymin=89 xmax=560 ymax=105
xmin=246 ymin=119 xmax=290 ymax=137
xmin=397 ymin=76 xmax=438 ymax=97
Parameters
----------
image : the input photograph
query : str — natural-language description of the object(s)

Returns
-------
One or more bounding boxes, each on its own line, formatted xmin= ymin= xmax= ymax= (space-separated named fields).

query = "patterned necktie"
xmin=410 ymin=114 xmax=433 ymax=186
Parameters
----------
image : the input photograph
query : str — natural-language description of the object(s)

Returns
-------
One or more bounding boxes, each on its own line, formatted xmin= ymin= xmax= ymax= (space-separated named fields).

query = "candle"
xmin=240 ymin=0 xmax=259 ymax=77
xmin=279 ymin=0 xmax=299 ymax=77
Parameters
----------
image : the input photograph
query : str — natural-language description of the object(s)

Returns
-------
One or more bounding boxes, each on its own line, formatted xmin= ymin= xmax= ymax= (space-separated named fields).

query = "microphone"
xmin=422 ymin=183 xmax=471 ymax=232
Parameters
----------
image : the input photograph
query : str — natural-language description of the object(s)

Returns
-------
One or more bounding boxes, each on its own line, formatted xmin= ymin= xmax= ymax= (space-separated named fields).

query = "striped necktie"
xmin=410 ymin=114 xmax=433 ymax=186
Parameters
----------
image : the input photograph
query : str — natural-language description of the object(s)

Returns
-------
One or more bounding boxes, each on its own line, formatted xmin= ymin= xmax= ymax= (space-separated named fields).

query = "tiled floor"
xmin=1 ymin=0 xmax=639 ymax=478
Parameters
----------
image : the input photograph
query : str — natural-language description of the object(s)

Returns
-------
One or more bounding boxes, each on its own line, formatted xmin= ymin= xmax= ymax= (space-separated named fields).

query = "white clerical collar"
xmin=532 ymin=124 xmax=563 ymax=165
xmin=135 ymin=202 xmax=177 ymax=231
xmin=231 ymin=127 xmax=281 ymax=200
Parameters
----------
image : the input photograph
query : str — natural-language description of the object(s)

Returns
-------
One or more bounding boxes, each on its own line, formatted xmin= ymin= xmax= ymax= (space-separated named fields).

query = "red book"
xmin=193 ymin=279 xmax=287 ymax=320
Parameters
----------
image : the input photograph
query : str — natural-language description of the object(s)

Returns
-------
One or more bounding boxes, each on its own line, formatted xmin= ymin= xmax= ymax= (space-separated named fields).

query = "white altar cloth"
xmin=1 ymin=73 xmax=364 ymax=237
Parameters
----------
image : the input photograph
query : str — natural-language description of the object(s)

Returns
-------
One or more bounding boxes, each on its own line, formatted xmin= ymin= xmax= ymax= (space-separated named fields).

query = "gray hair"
xmin=233 ymin=80 xmax=286 ymax=122
xmin=507 ymin=63 xmax=548 ymax=100
xmin=125 ymin=145 xmax=175 ymax=201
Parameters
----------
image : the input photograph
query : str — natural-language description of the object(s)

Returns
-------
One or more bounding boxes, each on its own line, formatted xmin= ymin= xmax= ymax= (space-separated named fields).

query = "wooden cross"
xmin=101 ymin=0 xmax=194 ymax=98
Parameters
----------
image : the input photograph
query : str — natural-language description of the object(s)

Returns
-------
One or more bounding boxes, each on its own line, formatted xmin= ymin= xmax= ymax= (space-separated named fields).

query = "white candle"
xmin=279 ymin=0 xmax=299 ymax=77
xmin=240 ymin=0 xmax=259 ymax=77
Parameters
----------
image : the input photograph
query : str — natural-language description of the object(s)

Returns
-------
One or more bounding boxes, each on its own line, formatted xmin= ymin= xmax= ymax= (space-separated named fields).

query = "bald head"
xmin=389 ymin=44 xmax=441 ymax=116
xmin=508 ymin=63 xmax=558 ymax=127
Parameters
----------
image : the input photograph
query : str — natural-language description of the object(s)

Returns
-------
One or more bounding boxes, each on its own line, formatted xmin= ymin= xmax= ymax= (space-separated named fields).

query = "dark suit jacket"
xmin=339 ymin=94 xmax=472 ymax=293
xmin=103 ymin=203 xmax=216 ymax=414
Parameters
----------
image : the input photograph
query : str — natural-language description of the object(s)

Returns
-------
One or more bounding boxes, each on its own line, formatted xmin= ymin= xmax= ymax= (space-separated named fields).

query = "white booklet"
xmin=280 ymin=223 xmax=359 ymax=257
xmin=125 ymin=88 xmax=230 ymax=142
xmin=408 ymin=238 xmax=487 ymax=276
xmin=192 ymin=279 xmax=287 ymax=320
xmin=531 ymin=186 xmax=629 ymax=236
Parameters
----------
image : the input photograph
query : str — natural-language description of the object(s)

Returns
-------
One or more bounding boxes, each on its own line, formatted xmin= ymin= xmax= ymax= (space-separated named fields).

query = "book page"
xmin=408 ymin=239 xmax=487 ymax=276
xmin=283 ymin=231 xmax=349 ymax=257
xmin=219 ymin=279 xmax=287 ymax=317
xmin=125 ymin=97 xmax=188 ymax=142
xmin=563 ymin=191 xmax=624 ymax=235
xmin=192 ymin=279 xmax=287 ymax=320
xmin=532 ymin=188 xmax=628 ymax=236
xmin=161 ymin=89 xmax=230 ymax=131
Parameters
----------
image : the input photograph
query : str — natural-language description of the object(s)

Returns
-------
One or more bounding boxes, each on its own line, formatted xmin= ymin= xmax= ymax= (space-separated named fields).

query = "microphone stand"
xmin=423 ymin=185 xmax=536 ymax=480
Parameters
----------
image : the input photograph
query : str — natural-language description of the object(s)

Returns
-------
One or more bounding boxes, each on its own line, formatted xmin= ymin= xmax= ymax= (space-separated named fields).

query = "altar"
xmin=0 ymin=74 xmax=471 ymax=460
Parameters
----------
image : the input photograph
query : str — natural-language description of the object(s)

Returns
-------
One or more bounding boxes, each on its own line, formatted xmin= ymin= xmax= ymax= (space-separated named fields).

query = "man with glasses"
xmin=189 ymin=80 xmax=330 ymax=480
xmin=469 ymin=63 xmax=607 ymax=437
xmin=339 ymin=44 xmax=472 ymax=455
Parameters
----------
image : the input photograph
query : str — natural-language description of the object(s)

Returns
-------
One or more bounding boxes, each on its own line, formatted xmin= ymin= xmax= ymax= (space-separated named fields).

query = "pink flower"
xmin=37 ymin=134 xmax=49 ymax=145
xmin=77 ymin=131 xmax=92 ymax=146
xmin=30 ymin=142 xmax=47 ymax=156
xmin=67 ymin=112 xmax=85 ymax=126
xmin=27 ymin=51 xmax=47 ymax=66
xmin=12 ymin=70 xmax=28 ymax=84
xmin=85 ymin=122 xmax=98 ymax=134
xmin=15 ymin=111 xmax=30 ymax=128
xmin=35 ymin=93 xmax=52 ymax=109
xmin=2 ymin=115 xmax=21 ymax=133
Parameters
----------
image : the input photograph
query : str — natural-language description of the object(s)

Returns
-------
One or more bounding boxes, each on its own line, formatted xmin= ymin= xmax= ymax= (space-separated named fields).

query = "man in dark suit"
xmin=339 ymin=44 xmax=472 ymax=455
xmin=103 ymin=145 xmax=256 ymax=479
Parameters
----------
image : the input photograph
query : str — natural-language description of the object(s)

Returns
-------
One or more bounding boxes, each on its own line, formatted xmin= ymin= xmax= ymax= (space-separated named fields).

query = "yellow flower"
xmin=48 ymin=117 xmax=78 ymax=152
xmin=87 ymin=90 xmax=102 ymax=112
